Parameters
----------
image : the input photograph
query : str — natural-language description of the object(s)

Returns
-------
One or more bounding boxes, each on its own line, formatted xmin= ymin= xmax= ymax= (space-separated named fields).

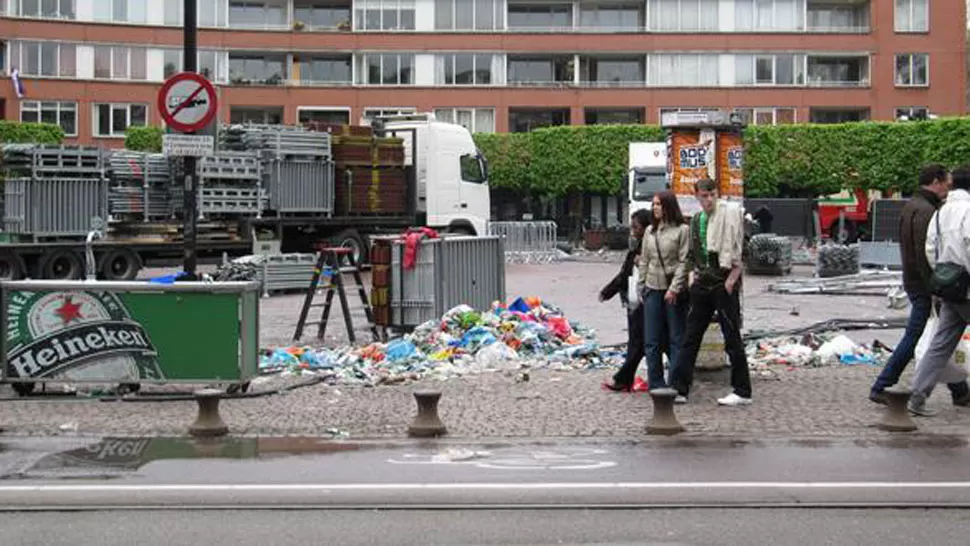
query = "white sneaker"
xmin=674 ymin=395 xmax=688 ymax=405
xmin=717 ymin=393 xmax=752 ymax=406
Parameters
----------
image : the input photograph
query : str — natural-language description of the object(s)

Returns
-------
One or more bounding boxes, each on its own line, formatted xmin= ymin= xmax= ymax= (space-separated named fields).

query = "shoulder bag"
xmin=930 ymin=210 xmax=970 ymax=302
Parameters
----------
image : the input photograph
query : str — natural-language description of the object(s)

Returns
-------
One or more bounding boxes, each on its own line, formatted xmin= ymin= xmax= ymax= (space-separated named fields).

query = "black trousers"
xmin=669 ymin=282 xmax=752 ymax=399
xmin=613 ymin=301 xmax=670 ymax=387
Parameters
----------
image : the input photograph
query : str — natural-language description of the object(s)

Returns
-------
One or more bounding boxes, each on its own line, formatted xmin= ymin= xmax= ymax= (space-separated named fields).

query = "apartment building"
xmin=0 ymin=0 xmax=963 ymax=145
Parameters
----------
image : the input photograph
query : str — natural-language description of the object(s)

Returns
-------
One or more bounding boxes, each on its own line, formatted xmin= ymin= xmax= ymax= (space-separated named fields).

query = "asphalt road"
xmin=2 ymin=509 xmax=969 ymax=546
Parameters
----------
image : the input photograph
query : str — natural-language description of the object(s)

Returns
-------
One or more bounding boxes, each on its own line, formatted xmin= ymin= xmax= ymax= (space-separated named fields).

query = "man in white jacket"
xmin=912 ymin=165 xmax=970 ymax=416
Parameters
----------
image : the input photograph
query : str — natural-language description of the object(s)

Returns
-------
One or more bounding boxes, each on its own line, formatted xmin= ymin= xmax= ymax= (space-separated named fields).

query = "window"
xmin=895 ymin=107 xmax=929 ymax=120
xmin=507 ymin=2 xmax=571 ymax=28
xmin=648 ymin=0 xmax=718 ymax=31
xmin=508 ymin=108 xmax=570 ymax=132
xmin=435 ymin=54 xmax=497 ymax=85
xmin=294 ymin=1 xmax=352 ymax=29
xmin=229 ymin=1 xmax=288 ymax=28
xmin=733 ymin=107 xmax=796 ymax=125
xmin=9 ymin=41 xmax=75 ymax=78
xmin=460 ymin=153 xmax=486 ymax=183
xmin=434 ymin=108 xmax=495 ymax=133
xmin=20 ymin=101 xmax=77 ymax=136
xmin=93 ymin=103 xmax=147 ymax=137
xmin=806 ymin=55 xmax=869 ymax=86
xmin=355 ymin=0 xmax=415 ymax=30
xmin=299 ymin=55 xmax=352 ymax=84
xmin=162 ymin=49 xmax=224 ymax=82
xmin=895 ymin=54 xmax=928 ymax=87
xmin=648 ymin=54 xmax=719 ymax=86
xmin=585 ymin=108 xmax=643 ymax=124
xmin=435 ymin=0 xmax=501 ymax=30
xmin=579 ymin=3 xmax=643 ymax=29
xmin=809 ymin=108 xmax=869 ymax=123
xmin=508 ymin=56 xmax=573 ymax=84
xmin=93 ymin=0 xmax=149 ymax=23
xmin=895 ymin=0 xmax=928 ymax=33
xmin=298 ymin=108 xmax=351 ymax=124
xmin=356 ymin=53 xmax=414 ymax=85
xmin=15 ymin=0 xmax=75 ymax=19
xmin=229 ymin=54 xmax=287 ymax=85
xmin=807 ymin=2 xmax=869 ymax=31
xmin=735 ymin=54 xmax=803 ymax=85
xmin=734 ymin=0 xmax=802 ymax=31
xmin=160 ymin=0 xmax=227 ymax=26
xmin=164 ymin=0 xmax=181 ymax=24
xmin=361 ymin=107 xmax=416 ymax=124
xmin=230 ymin=106 xmax=283 ymax=124
xmin=580 ymin=56 xmax=645 ymax=85
xmin=93 ymin=45 xmax=147 ymax=80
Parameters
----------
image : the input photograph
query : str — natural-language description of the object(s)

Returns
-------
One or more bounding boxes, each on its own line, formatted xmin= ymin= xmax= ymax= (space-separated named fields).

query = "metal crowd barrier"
xmin=487 ymin=221 xmax=558 ymax=264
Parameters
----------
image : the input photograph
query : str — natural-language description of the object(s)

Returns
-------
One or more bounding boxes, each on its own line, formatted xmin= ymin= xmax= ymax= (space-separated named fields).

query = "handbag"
xmin=930 ymin=210 xmax=970 ymax=302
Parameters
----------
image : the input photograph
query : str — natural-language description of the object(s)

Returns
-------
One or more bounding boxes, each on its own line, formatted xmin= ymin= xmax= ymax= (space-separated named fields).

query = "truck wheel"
xmin=99 ymin=248 xmax=142 ymax=280
xmin=332 ymin=229 xmax=368 ymax=266
xmin=38 ymin=250 xmax=84 ymax=280
xmin=0 ymin=251 xmax=27 ymax=280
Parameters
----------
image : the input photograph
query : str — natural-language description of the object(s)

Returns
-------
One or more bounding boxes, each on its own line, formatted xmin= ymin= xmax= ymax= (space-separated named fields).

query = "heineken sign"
xmin=2 ymin=282 xmax=260 ymax=384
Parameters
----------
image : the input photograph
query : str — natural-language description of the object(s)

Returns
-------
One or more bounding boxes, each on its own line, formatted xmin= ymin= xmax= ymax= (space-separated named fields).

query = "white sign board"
xmin=162 ymin=134 xmax=214 ymax=157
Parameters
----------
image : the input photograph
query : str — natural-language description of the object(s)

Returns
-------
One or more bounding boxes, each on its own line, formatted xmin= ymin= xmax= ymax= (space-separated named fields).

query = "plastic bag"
xmin=914 ymin=315 xmax=970 ymax=384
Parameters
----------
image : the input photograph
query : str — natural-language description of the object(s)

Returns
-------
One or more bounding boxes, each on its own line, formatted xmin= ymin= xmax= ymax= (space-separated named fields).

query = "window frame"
xmin=895 ymin=106 xmax=930 ymax=120
xmin=354 ymin=0 xmax=417 ymax=31
xmin=894 ymin=0 xmax=929 ymax=33
xmin=19 ymin=100 xmax=78 ymax=136
xmin=296 ymin=106 xmax=352 ymax=125
xmin=894 ymin=53 xmax=929 ymax=87
xmin=357 ymin=53 xmax=415 ymax=86
xmin=14 ymin=0 xmax=75 ymax=19
xmin=732 ymin=106 xmax=797 ymax=125
xmin=434 ymin=0 xmax=502 ymax=30
xmin=433 ymin=107 xmax=496 ymax=133
xmin=648 ymin=0 xmax=719 ymax=32
xmin=92 ymin=102 xmax=148 ymax=138
xmin=11 ymin=40 xmax=75 ymax=78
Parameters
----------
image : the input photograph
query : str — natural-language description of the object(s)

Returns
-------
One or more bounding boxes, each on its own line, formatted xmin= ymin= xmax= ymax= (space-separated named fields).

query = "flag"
xmin=11 ymin=69 xmax=25 ymax=98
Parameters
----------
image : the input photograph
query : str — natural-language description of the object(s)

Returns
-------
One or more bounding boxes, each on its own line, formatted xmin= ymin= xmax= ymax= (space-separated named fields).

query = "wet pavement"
xmin=1 ymin=435 xmax=970 ymax=508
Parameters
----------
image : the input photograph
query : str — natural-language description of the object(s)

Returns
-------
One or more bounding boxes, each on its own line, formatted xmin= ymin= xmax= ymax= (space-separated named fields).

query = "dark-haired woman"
xmin=639 ymin=191 xmax=690 ymax=390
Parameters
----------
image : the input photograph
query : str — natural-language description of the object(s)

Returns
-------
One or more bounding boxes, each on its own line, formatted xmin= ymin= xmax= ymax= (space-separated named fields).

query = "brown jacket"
xmin=900 ymin=187 xmax=943 ymax=296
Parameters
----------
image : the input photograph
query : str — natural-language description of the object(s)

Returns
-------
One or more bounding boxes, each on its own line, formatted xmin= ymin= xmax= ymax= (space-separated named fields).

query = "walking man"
xmin=669 ymin=178 xmax=752 ymax=406
xmin=870 ymin=163 xmax=970 ymax=407
xmin=909 ymin=165 xmax=970 ymax=415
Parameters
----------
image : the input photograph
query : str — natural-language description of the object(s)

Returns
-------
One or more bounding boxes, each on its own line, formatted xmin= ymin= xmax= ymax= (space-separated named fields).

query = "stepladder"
xmin=292 ymin=246 xmax=384 ymax=345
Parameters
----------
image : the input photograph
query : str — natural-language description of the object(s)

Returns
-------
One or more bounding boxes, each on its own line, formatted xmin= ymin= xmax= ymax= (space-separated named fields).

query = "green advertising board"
xmin=0 ymin=280 xmax=259 ymax=385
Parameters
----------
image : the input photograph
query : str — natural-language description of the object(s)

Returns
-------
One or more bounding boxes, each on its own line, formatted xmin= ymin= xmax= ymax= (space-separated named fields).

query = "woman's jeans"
xmin=643 ymin=288 xmax=687 ymax=390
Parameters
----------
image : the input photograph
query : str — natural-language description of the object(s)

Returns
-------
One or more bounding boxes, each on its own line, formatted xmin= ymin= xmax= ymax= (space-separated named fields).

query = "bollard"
xmin=876 ymin=385 xmax=918 ymax=432
xmin=646 ymin=388 xmax=685 ymax=435
xmin=188 ymin=388 xmax=229 ymax=438
xmin=408 ymin=391 xmax=447 ymax=438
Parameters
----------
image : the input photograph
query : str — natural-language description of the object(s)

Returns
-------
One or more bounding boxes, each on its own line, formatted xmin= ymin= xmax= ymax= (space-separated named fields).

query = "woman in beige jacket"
xmin=639 ymin=190 xmax=690 ymax=390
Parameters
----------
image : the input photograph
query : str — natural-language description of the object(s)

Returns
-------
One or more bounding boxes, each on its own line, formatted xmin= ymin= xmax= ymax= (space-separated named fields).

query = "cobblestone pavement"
xmin=2 ymin=259 xmax=955 ymax=440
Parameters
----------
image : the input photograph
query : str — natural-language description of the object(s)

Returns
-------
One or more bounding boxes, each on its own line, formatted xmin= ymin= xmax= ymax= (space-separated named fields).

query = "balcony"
xmin=577 ymin=2 xmax=644 ymax=32
xmin=228 ymin=0 xmax=289 ymax=30
xmin=806 ymin=55 xmax=869 ymax=87
xmin=294 ymin=53 xmax=352 ymax=85
xmin=506 ymin=2 xmax=573 ymax=32
xmin=294 ymin=0 xmax=352 ymax=30
xmin=578 ymin=56 xmax=646 ymax=87
xmin=806 ymin=0 xmax=870 ymax=33
xmin=228 ymin=53 xmax=288 ymax=85
xmin=507 ymin=55 xmax=574 ymax=86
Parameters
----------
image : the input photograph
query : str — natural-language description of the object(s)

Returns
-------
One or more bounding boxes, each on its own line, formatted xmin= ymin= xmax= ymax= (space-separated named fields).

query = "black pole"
xmin=182 ymin=0 xmax=198 ymax=279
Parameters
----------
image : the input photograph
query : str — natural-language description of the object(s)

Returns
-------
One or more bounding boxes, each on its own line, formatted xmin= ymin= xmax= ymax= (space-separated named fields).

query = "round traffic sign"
xmin=157 ymin=72 xmax=219 ymax=133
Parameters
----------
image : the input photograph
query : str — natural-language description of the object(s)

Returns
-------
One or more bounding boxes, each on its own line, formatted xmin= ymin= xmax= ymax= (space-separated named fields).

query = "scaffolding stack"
xmin=107 ymin=151 xmax=174 ymax=221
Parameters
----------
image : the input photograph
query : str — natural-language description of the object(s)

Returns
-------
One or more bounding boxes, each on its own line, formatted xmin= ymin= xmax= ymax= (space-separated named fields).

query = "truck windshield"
xmin=632 ymin=170 xmax=667 ymax=201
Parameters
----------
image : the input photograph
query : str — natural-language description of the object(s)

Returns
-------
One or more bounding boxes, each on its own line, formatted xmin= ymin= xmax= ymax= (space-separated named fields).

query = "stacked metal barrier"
xmin=107 ymin=151 xmax=174 ymax=220
xmin=487 ymin=221 xmax=559 ymax=264
xmin=193 ymin=151 xmax=264 ymax=216
xmin=2 ymin=145 xmax=107 ymax=238
xmin=223 ymin=123 xmax=334 ymax=215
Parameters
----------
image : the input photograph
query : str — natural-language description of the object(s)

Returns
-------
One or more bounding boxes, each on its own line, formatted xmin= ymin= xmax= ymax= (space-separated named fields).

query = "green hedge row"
xmin=474 ymin=117 xmax=970 ymax=198
xmin=0 ymin=121 xmax=64 ymax=144
xmin=125 ymin=126 xmax=164 ymax=153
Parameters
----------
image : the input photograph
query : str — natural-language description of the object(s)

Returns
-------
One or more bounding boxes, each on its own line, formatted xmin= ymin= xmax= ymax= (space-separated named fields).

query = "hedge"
xmin=125 ymin=126 xmax=164 ymax=152
xmin=0 ymin=121 xmax=64 ymax=144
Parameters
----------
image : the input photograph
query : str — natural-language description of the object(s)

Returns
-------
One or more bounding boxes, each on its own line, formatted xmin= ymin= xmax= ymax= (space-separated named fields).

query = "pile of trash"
xmin=260 ymin=297 xmax=624 ymax=386
xmin=746 ymin=332 xmax=890 ymax=374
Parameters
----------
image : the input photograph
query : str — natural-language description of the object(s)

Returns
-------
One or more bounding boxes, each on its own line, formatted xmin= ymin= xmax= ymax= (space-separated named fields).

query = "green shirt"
xmin=698 ymin=210 xmax=708 ymax=260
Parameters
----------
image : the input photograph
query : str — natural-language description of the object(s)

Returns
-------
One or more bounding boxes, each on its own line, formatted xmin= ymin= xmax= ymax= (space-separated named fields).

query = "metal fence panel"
xmin=267 ymin=159 xmax=335 ymax=213
xmin=4 ymin=178 xmax=107 ymax=236
xmin=744 ymin=198 xmax=814 ymax=238
xmin=439 ymin=236 xmax=506 ymax=316
xmin=487 ymin=221 xmax=558 ymax=263
xmin=858 ymin=241 xmax=902 ymax=269
xmin=390 ymin=239 xmax=438 ymax=327
xmin=870 ymin=199 xmax=906 ymax=242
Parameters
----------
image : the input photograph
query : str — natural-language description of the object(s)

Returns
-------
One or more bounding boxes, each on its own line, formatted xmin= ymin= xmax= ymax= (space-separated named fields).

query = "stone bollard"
xmin=877 ymin=385 xmax=918 ymax=432
xmin=408 ymin=391 xmax=447 ymax=438
xmin=188 ymin=388 xmax=229 ymax=438
xmin=645 ymin=388 xmax=684 ymax=435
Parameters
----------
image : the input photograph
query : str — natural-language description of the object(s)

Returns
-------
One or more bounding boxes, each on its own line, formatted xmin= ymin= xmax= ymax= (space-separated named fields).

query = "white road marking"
xmin=0 ymin=482 xmax=968 ymax=493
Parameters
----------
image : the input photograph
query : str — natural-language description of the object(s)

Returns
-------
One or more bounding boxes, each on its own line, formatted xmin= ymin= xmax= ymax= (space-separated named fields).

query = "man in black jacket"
xmin=601 ymin=208 xmax=659 ymax=391
xmin=870 ymin=164 xmax=970 ymax=405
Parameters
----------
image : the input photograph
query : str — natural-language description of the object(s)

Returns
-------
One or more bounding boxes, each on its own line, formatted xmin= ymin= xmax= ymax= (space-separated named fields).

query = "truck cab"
xmin=628 ymin=142 xmax=668 ymax=214
xmin=379 ymin=113 xmax=490 ymax=236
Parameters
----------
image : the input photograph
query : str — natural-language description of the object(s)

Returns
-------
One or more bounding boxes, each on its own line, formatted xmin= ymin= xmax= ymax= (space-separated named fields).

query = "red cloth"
xmin=401 ymin=227 xmax=439 ymax=269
